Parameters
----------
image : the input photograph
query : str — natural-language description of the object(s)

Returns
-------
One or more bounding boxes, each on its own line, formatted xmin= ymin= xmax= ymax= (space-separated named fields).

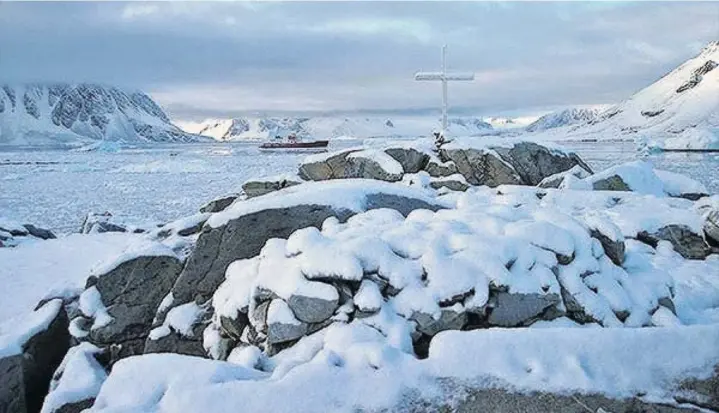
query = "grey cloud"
xmin=0 ymin=1 xmax=716 ymax=119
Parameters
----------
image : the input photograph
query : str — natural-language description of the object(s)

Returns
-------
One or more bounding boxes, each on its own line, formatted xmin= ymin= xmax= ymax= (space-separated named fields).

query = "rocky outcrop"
xmin=299 ymin=149 xmax=404 ymax=182
xmin=593 ymin=174 xmax=631 ymax=192
xmin=704 ymin=209 xmax=719 ymax=246
xmin=77 ymin=248 xmax=183 ymax=363
xmin=0 ymin=219 xmax=55 ymax=248
xmin=439 ymin=141 xmax=591 ymax=187
xmin=0 ymin=300 xmax=70 ymax=413
xmin=79 ymin=212 xmax=127 ymax=234
xmin=151 ymin=182 xmax=446 ymax=356
xmin=384 ymin=147 xmax=429 ymax=174
xmin=199 ymin=195 xmax=238 ymax=213
xmin=242 ymin=178 xmax=300 ymax=199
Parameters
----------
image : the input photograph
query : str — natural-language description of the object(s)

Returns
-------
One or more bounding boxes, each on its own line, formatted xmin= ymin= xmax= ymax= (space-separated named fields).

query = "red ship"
xmin=259 ymin=133 xmax=329 ymax=150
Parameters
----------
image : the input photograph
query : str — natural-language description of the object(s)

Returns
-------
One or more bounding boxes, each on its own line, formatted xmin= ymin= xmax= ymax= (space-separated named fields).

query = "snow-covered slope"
xmin=529 ymin=41 xmax=719 ymax=147
xmin=484 ymin=116 xmax=539 ymax=130
xmin=0 ymin=84 xmax=205 ymax=147
xmin=525 ymin=107 xmax=607 ymax=132
xmin=179 ymin=116 xmax=493 ymax=141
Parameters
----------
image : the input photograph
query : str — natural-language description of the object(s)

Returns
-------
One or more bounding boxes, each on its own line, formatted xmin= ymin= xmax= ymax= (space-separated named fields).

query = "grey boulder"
xmin=384 ymin=147 xmax=429 ymax=174
xmin=637 ymin=225 xmax=711 ymax=260
xmin=87 ymin=253 xmax=183 ymax=360
xmin=488 ymin=292 xmax=561 ymax=327
xmin=199 ymin=195 xmax=238 ymax=213
xmin=242 ymin=178 xmax=300 ymax=199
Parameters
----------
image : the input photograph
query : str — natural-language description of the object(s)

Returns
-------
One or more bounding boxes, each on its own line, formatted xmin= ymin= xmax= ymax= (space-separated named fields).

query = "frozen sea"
xmin=1 ymin=139 xmax=719 ymax=233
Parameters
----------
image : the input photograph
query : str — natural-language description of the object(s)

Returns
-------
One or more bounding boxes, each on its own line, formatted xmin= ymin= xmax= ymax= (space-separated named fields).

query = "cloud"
xmin=0 ymin=1 xmax=716 ymax=120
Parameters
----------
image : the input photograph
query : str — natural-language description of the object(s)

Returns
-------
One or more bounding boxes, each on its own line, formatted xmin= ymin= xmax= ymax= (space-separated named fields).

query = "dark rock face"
xmin=298 ymin=150 xmax=403 ymax=182
xmin=429 ymin=179 xmax=470 ymax=192
xmin=678 ymin=365 xmax=719 ymax=411
xmin=488 ymin=292 xmax=561 ymax=327
xmin=0 ymin=301 xmax=70 ymax=413
xmin=637 ymin=225 xmax=711 ymax=260
xmin=53 ymin=399 xmax=94 ymax=413
xmin=384 ymin=148 xmax=429 ymax=174
xmin=22 ymin=225 xmax=56 ymax=240
xmin=494 ymin=142 xmax=593 ymax=187
xmin=440 ymin=148 xmax=523 ymax=187
xmin=87 ymin=255 xmax=183 ymax=361
xmin=199 ymin=195 xmax=238 ymax=213
xmin=425 ymin=159 xmax=458 ymax=178
xmin=676 ymin=60 xmax=717 ymax=93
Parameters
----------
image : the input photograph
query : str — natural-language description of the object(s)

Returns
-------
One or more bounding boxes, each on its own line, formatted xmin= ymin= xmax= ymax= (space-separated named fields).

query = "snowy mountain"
xmin=0 ymin=84 xmax=205 ymax=147
xmin=179 ymin=116 xmax=493 ymax=141
xmin=525 ymin=107 xmax=607 ymax=132
xmin=530 ymin=41 xmax=719 ymax=148
xmin=483 ymin=116 xmax=539 ymax=130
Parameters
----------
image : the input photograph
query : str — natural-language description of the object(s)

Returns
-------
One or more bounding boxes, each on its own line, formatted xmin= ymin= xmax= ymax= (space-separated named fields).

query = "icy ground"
xmin=1 ymin=140 xmax=719 ymax=232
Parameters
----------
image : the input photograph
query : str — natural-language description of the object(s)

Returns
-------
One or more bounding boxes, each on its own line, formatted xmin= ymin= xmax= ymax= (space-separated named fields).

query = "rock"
xmin=286 ymin=290 xmax=339 ymax=324
xmin=0 ymin=300 xmax=70 ymax=413
xmin=52 ymin=399 xmax=94 ymax=413
xmin=266 ymin=300 xmax=308 ymax=344
xmin=440 ymin=148 xmax=523 ymax=187
xmin=242 ymin=178 xmax=301 ymax=199
xmin=160 ymin=182 xmax=444 ymax=354
xmin=297 ymin=149 xmax=360 ymax=181
xmin=298 ymin=149 xmax=403 ymax=182
xmin=590 ymin=229 xmax=625 ymax=266
xmin=492 ymin=142 xmax=593 ymax=186
xmin=88 ymin=253 xmax=183 ymax=360
xmin=704 ymin=209 xmax=719 ymax=246
xmin=384 ymin=147 xmax=429 ymax=174
xmin=677 ymin=364 xmax=719 ymax=411
xmin=143 ymin=328 xmax=206 ymax=358
xmin=424 ymin=159 xmax=459 ymax=178
xmin=80 ymin=212 xmax=126 ymax=234
xmin=488 ymin=292 xmax=561 ymax=327
xmin=637 ymin=225 xmax=711 ymax=260
xmin=199 ymin=195 xmax=238 ymax=213
xmin=592 ymin=174 xmax=631 ymax=191
xmin=411 ymin=306 xmax=468 ymax=337
xmin=21 ymin=224 xmax=55 ymax=240
xmin=429 ymin=176 xmax=470 ymax=192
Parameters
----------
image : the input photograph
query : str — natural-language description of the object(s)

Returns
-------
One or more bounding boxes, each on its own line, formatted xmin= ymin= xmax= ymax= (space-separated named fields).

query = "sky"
xmin=0 ymin=1 xmax=717 ymax=121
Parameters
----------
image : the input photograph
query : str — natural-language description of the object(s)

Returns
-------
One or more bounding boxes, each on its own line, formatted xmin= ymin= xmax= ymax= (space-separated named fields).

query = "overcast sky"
xmin=1 ymin=1 xmax=717 ymax=120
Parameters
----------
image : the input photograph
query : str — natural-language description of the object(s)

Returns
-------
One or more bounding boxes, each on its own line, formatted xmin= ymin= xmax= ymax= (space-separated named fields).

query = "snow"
xmin=568 ymin=160 xmax=708 ymax=198
xmin=443 ymin=136 xmax=569 ymax=154
xmin=662 ymin=127 xmax=719 ymax=150
xmin=267 ymin=299 xmax=302 ymax=326
xmin=354 ymin=280 xmax=383 ymax=312
xmin=149 ymin=302 xmax=205 ymax=340
xmin=0 ymin=299 xmax=62 ymax=358
xmin=90 ymin=238 xmax=178 ymax=276
xmin=347 ymin=149 xmax=405 ymax=174
xmin=79 ymin=287 xmax=113 ymax=330
xmin=0 ymin=233 xmax=138 ymax=323
xmin=41 ymin=343 xmax=107 ymax=413
xmin=88 ymin=323 xmax=719 ymax=413
xmin=428 ymin=325 xmax=719 ymax=398
xmin=207 ymin=179 xmax=447 ymax=228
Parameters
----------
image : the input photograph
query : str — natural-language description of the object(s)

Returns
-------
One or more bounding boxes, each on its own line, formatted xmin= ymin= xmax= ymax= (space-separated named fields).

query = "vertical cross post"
xmin=415 ymin=45 xmax=474 ymax=147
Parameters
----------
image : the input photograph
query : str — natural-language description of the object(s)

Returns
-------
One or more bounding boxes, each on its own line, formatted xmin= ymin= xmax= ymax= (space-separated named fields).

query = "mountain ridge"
xmin=0 ymin=83 xmax=206 ymax=147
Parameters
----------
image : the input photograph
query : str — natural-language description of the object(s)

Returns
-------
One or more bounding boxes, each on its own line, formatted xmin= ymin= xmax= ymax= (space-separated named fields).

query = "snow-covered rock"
xmin=77 ymin=240 xmax=183 ymax=363
xmin=41 ymin=343 xmax=107 ymax=413
xmin=0 ymin=83 xmax=206 ymax=147
xmin=149 ymin=180 xmax=447 ymax=356
xmin=199 ymin=195 xmax=239 ymax=214
xmin=0 ymin=217 xmax=55 ymax=247
xmin=79 ymin=212 xmax=128 ymax=235
xmin=440 ymin=138 xmax=592 ymax=187
xmin=567 ymin=160 xmax=709 ymax=199
xmin=525 ymin=106 xmax=607 ymax=132
xmin=0 ymin=299 xmax=70 ymax=413
xmin=242 ymin=175 xmax=301 ymax=199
